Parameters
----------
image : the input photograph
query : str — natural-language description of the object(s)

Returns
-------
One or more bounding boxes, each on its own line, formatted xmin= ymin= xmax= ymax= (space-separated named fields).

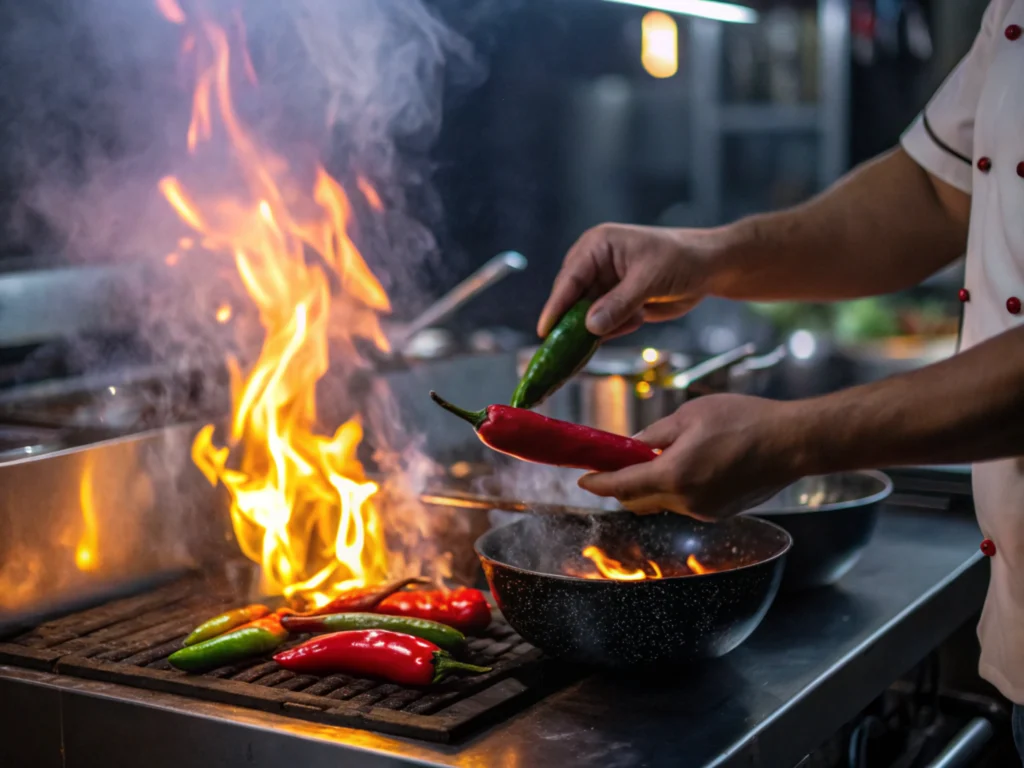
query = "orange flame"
xmin=160 ymin=2 xmax=397 ymax=608
xmin=580 ymin=546 xmax=663 ymax=581
xmin=686 ymin=554 xmax=709 ymax=575
xmin=357 ymin=176 xmax=384 ymax=212
xmin=568 ymin=546 xmax=711 ymax=581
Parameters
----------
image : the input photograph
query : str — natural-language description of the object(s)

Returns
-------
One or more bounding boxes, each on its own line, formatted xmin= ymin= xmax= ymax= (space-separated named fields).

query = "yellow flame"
xmin=159 ymin=1 xmax=395 ymax=607
xmin=581 ymin=545 xmax=661 ymax=581
xmin=216 ymin=303 xmax=233 ymax=323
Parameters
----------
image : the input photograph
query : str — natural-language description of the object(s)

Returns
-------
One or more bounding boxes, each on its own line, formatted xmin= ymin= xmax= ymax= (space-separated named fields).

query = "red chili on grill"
xmin=273 ymin=629 xmax=491 ymax=685
xmin=376 ymin=587 xmax=492 ymax=635
xmin=429 ymin=392 xmax=657 ymax=473
xmin=308 ymin=577 xmax=429 ymax=616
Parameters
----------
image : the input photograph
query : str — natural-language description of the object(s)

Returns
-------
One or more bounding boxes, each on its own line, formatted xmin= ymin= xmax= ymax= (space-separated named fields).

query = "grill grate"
xmin=0 ymin=578 xmax=566 ymax=742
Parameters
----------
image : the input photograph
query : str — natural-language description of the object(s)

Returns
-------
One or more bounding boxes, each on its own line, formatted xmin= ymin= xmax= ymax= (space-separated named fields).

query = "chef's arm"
xmin=792 ymin=327 xmax=1024 ymax=471
xmin=708 ymin=147 xmax=971 ymax=301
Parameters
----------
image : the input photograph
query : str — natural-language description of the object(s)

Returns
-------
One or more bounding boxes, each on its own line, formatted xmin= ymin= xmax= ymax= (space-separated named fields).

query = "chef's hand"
xmin=578 ymin=394 xmax=802 ymax=521
xmin=538 ymin=223 xmax=720 ymax=339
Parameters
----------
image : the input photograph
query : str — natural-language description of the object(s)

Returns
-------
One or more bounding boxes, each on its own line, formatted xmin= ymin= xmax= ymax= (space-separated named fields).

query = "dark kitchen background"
xmin=0 ymin=0 xmax=991 ymax=387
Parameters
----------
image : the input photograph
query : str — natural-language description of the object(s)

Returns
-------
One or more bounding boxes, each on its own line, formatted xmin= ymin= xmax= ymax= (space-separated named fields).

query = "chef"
xmin=538 ymin=0 xmax=1024 ymax=756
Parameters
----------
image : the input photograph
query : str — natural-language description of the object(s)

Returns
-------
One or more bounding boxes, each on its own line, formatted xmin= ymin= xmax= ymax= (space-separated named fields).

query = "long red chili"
xmin=273 ymin=629 xmax=491 ymax=685
xmin=376 ymin=587 xmax=492 ymax=635
xmin=307 ymin=577 xmax=429 ymax=616
xmin=430 ymin=392 xmax=657 ymax=472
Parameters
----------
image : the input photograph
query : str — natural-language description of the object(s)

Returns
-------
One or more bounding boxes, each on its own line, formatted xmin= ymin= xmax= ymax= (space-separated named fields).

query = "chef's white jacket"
xmin=901 ymin=0 xmax=1024 ymax=704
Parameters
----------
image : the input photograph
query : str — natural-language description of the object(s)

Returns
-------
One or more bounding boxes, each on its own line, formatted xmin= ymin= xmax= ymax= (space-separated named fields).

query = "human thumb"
xmin=585 ymin=272 xmax=652 ymax=336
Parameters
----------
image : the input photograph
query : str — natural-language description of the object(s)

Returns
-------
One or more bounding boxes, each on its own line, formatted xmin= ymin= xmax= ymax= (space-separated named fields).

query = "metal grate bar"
xmin=0 ymin=577 xmax=566 ymax=743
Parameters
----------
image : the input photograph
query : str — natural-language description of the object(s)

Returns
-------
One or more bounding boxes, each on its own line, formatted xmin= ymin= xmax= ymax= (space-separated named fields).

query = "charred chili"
xmin=512 ymin=299 xmax=600 ymax=409
xmin=376 ymin=587 xmax=492 ymax=635
xmin=273 ymin=629 xmax=490 ymax=685
xmin=430 ymin=392 xmax=657 ymax=473
xmin=170 ymin=615 xmax=288 ymax=673
xmin=309 ymin=577 xmax=428 ymax=616
xmin=184 ymin=604 xmax=270 ymax=646
xmin=281 ymin=612 xmax=466 ymax=652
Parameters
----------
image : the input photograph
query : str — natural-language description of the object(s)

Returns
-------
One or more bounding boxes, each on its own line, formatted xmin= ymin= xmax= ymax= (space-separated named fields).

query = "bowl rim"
xmin=474 ymin=511 xmax=793 ymax=585
xmin=746 ymin=469 xmax=894 ymax=517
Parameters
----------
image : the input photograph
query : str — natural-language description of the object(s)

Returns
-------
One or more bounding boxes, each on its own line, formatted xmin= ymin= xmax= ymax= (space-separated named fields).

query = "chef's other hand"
xmin=538 ymin=223 xmax=719 ymax=339
xmin=578 ymin=394 xmax=801 ymax=521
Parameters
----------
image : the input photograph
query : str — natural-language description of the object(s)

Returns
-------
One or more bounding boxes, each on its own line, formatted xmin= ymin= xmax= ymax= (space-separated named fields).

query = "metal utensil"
xmin=476 ymin=512 xmax=791 ymax=666
xmin=388 ymin=251 xmax=527 ymax=354
xmin=420 ymin=489 xmax=613 ymax=518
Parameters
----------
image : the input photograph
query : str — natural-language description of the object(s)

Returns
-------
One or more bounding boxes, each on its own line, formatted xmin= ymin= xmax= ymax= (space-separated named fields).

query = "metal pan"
xmin=745 ymin=470 xmax=893 ymax=591
xmin=475 ymin=511 xmax=791 ymax=666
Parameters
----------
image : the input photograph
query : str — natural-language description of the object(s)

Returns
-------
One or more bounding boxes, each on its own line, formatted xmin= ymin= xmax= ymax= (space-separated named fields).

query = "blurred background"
xmin=0 ymin=0 xmax=991 ymax=395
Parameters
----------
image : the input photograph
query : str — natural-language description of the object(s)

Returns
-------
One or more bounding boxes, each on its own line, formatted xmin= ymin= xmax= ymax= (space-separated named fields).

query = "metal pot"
xmin=517 ymin=342 xmax=785 ymax=436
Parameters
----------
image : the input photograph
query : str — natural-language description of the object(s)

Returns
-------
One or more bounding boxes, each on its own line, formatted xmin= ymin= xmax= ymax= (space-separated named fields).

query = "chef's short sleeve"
xmin=901 ymin=0 xmax=1014 ymax=193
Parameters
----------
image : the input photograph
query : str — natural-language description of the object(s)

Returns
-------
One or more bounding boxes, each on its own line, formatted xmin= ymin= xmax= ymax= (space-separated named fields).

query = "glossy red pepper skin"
xmin=308 ymin=577 xmax=428 ymax=616
xmin=376 ymin=587 xmax=492 ymax=635
xmin=273 ymin=629 xmax=491 ymax=685
xmin=430 ymin=392 xmax=657 ymax=472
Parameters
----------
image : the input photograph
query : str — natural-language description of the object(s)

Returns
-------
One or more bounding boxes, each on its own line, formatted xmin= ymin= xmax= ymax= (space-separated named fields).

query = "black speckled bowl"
xmin=475 ymin=512 xmax=791 ymax=667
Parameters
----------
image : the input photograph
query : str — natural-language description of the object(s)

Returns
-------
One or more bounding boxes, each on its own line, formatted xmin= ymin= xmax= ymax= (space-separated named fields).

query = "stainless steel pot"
xmin=517 ymin=342 xmax=785 ymax=436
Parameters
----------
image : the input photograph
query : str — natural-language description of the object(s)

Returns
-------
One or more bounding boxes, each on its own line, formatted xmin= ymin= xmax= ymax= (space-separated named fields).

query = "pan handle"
xmin=666 ymin=343 xmax=757 ymax=392
xmin=389 ymin=251 xmax=527 ymax=353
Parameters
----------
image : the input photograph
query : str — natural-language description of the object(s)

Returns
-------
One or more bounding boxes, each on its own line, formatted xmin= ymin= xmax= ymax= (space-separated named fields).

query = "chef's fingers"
xmin=642 ymin=298 xmax=699 ymax=324
xmin=621 ymin=494 xmax=716 ymax=522
xmin=577 ymin=458 xmax=669 ymax=500
xmin=632 ymin=415 xmax=682 ymax=449
xmin=603 ymin=312 xmax=645 ymax=340
xmin=539 ymin=238 xmax=602 ymax=337
xmin=586 ymin=269 xmax=656 ymax=337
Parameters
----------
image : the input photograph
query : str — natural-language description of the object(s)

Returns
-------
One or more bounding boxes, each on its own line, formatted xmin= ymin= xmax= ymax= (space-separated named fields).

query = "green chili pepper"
xmin=281 ymin=612 xmax=466 ymax=652
xmin=511 ymin=299 xmax=600 ymax=409
xmin=183 ymin=603 xmax=270 ymax=646
xmin=169 ymin=615 xmax=288 ymax=673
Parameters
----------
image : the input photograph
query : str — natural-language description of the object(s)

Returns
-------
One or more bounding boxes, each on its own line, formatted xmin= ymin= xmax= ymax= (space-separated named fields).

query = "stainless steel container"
xmin=517 ymin=343 xmax=784 ymax=436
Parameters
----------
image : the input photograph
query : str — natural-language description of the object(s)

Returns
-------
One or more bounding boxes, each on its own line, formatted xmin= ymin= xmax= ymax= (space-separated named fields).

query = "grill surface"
xmin=0 ymin=577 xmax=565 ymax=743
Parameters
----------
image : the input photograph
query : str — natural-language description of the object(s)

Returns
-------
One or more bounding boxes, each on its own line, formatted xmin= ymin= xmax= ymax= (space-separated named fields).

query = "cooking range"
xmin=0 ymin=576 xmax=566 ymax=744
xmin=0 ymin=462 xmax=992 ymax=768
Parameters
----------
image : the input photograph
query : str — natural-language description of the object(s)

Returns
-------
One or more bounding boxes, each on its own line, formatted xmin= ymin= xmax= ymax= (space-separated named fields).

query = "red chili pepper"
xmin=376 ymin=587 xmax=492 ymax=635
xmin=308 ymin=577 xmax=429 ymax=616
xmin=430 ymin=392 xmax=657 ymax=472
xmin=273 ymin=629 xmax=491 ymax=685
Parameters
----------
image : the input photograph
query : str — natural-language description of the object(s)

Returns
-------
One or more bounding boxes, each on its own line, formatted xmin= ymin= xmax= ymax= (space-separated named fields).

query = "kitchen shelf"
xmin=685 ymin=0 xmax=850 ymax=226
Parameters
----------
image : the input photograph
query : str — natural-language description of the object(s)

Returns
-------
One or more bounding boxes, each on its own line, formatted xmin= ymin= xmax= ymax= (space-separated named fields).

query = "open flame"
xmin=566 ymin=546 xmax=711 ymax=581
xmin=158 ymin=0 xmax=399 ymax=608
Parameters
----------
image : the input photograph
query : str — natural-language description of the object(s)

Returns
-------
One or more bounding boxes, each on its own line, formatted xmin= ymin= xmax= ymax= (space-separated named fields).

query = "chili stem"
xmin=429 ymin=391 xmax=488 ymax=429
xmin=432 ymin=652 xmax=492 ymax=683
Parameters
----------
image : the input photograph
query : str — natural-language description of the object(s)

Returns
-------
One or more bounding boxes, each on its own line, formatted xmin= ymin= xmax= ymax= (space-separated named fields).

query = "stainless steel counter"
xmin=0 ymin=505 xmax=987 ymax=768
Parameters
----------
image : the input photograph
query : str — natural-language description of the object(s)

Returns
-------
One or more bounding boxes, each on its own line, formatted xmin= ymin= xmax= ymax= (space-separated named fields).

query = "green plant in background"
xmin=832 ymin=298 xmax=900 ymax=343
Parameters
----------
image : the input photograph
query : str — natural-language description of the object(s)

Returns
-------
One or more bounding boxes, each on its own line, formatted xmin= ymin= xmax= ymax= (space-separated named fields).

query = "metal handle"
xmin=922 ymin=717 xmax=993 ymax=768
xmin=420 ymin=489 xmax=612 ymax=518
xmin=667 ymin=343 xmax=756 ymax=390
xmin=390 ymin=251 xmax=527 ymax=352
